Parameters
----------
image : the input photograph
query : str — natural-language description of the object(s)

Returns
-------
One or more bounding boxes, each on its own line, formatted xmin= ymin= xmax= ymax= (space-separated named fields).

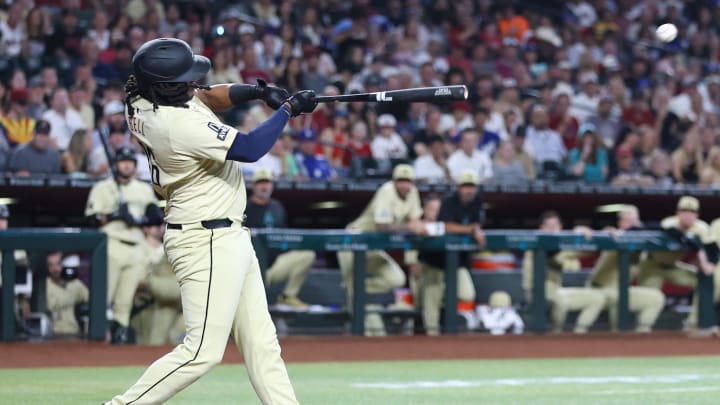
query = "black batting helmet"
xmin=132 ymin=38 xmax=211 ymax=87
xmin=114 ymin=146 xmax=137 ymax=163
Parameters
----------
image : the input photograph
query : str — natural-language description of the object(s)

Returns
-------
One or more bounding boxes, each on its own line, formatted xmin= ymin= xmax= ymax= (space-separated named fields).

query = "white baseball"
xmin=656 ymin=23 xmax=678 ymax=43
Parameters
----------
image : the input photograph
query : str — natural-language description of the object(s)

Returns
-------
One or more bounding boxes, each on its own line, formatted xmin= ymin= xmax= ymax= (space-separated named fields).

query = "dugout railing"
xmin=0 ymin=229 xmax=107 ymax=342
xmin=0 ymin=229 xmax=715 ymax=340
xmin=252 ymin=229 xmax=717 ymax=335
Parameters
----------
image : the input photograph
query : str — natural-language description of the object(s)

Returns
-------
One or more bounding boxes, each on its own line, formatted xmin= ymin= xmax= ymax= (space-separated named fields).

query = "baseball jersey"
xmin=126 ymin=96 xmax=246 ymax=224
xmin=347 ymin=181 xmax=422 ymax=231
xmin=588 ymin=251 xmax=642 ymax=288
xmin=85 ymin=178 xmax=156 ymax=243
xmin=645 ymin=216 xmax=712 ymax=265
xmin=522 ymin=250 xmax=579 ymax=301
xmin=46 ymin=278 xmax=89 ymax=335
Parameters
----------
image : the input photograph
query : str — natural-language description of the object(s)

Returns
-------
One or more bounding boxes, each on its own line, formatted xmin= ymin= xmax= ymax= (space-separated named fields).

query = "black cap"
xmin=141 ymin=203 xmax=164 ymax=226
xmin=132 ymin=38 xmax=211 ymax=87
xmin=114 ymin=146 xmax=137 ymax=163
xmin=34 ymin=120 xmax=51 ymax=134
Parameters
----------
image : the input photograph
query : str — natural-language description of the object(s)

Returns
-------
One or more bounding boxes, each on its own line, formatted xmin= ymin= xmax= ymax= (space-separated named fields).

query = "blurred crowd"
xmin=2 ymin=0 xmax=720 ymax=187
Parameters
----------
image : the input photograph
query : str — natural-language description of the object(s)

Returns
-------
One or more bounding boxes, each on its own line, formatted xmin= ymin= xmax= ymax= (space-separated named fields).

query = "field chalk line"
xmin=352 ymin=374 xmax=720 ymax=389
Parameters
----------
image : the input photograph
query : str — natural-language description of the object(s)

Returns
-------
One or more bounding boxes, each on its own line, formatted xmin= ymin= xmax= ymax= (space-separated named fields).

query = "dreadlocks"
xmin=125 ymin=74 xmax=211 ymax=117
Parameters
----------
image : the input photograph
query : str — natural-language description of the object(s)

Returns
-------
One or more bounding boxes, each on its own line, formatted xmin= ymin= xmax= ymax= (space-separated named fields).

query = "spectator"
xmin=622 ymin=91 xmax=655 ymax=128
xmin=276 ymin=57 xmax=306 ymax=94
xmin=371 ymin=114 xmax=408 ymax=162
xmin=439 ymin=101 xmax=473 ymax=137
xmin=523 ymin=104 xmax=566 ymax=178
xmin=700 ymin=147 xmax=720 ymax=187
xmin=411 ymin=107 xmax=444 ymax=158
xmin=46 ymin=252 xmax=89 ymax=336
xmin=492 ymin=140 xmax=529 ymax=184
xmin=570 ymin=72 xmax=601 ymax=122
xmin=68 ymin=85 xmax=95 ymax=130
xmin=609 ymin=144 xmax=653 ymax=187
xmin=0 ymin=89 xmax=35 ymax=148
xmin=87 ymin=121 xmax=129 ymax=178
xmin=206 ymin=46 xmax=242 ymax=85
xmin=246 ymin=137 xmax=289 ymax=180
xmin=295 ymin=129 xmax=335 ymax=181
xmin=302 ymin=47 xmax=331 ymax=94
xmin=0 ymin=3 xmax=25 ymax=58
xmin=0 ymin=132 xmax=8 ymax=172
xmin=7 ymin=120 xmax=61 ymax=176
xmin=645 ymin=149 xmax=674 ymax=188
xmin=88 ymin=10 xmax=111 ymax=51
xmin=447 ymin=128 xmax=493 ymax=183
xmin=347 ymin=121 xmax=372 ymax=161
xmin=413 ymin=135 xmax=451 ymax=184
xmin=671 ymin=130 xmax=703 ymax=184
xmin=567 ymin=124 xmax=609 ymax=183
xmin=62 ymin=129 xmax=92 ymax=176
xmin=320 ymin=109 xmax=352 ymax=170
xmin=471 ymin=108 xmax=502 ymax=156
xmin=587 ymin=96 xmax=621 ymax=149
xmin=41 ymin=88 xmax=87 ymax=151
xmin=549 ymin=93 xmax=580 ymax=151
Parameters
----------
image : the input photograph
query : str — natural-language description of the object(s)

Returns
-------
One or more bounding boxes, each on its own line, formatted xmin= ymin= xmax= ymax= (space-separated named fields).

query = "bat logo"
xmin=434 ymin=88 xmax=452 ymax=96
xmin=375 ymin=92 xmax=393 ymax=102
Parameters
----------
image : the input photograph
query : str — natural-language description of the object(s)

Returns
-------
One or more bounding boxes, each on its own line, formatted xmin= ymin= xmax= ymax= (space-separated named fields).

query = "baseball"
xmin=656 ymin=23 xmax=678 ymax=43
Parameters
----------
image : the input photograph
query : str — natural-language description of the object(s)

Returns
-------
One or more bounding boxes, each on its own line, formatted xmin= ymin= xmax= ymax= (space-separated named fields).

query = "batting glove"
xmin=285 ymin=90 xmax=317 ymax=117
xmin=256 ymin=79 xmax=289 ymax=110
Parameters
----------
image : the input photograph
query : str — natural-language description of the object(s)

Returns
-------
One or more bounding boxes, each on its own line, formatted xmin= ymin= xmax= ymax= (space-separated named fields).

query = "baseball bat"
xmin=315 ymin=85 xmax=468 ymax=103
xmin=98 ymin=127 xmax=125 ymax=205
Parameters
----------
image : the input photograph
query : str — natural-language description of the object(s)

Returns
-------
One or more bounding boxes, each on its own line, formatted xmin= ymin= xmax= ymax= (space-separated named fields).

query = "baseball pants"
xmin=337 ymin=249 xmax=407 ymax=304
xmin=636 ymin=260 xmax=698 ymax=289
xmin=597 ymin=286 xmax=665 ymax=332
xmin=107 ymin=223 xmax=298 ymax=405
xmin=107 ymin=238 xmax=146 ymax=327
xmin=419 ymin=264 xmax=476 ymax=335
xmin=548 ymin=286 xmax=606 ymax=333
xmin=266 ymin=250 xmax=315 ymax=297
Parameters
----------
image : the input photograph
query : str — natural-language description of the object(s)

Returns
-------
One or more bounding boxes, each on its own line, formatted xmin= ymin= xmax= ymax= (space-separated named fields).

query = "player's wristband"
xmin=229 ymin=83 xmax=262 ymax=106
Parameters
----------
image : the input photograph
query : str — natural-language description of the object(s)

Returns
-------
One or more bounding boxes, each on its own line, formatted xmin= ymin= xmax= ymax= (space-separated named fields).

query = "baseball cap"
xmin=253 ymin=168 xmax=273 ymax=182
xmin=238 ymin=23 xmax=256 ymax=35
xmin=34 ymin=119 xmax=51 ymax=134
xmin=296 ymin=128 xmax=317 ymax=142
xmin=392 ymin=164 xmax=415 ymax=181
xmin=677 ymin=196 xmax=700 ymax=212
xmin=578 ymin=123 xmax=596 ymax=136
xmin=377 ymin=114 xmax=397 ymax=127
xmin=141 ymin=203 xmax=165 ymax=226
xmin=489 ymin=290 xmax=511 ymax=308
xmin=615 ymin=144 xmax=633 ymax=159
xmin=457 ymin=169 xmax=479 ymax=186
xmin=0 ymin=204 xmax=8 ymax=219
xmin=104 ymin=100 xmax=125 ymax=116
xmin=364 ymin=73 xmax=384 ymax=87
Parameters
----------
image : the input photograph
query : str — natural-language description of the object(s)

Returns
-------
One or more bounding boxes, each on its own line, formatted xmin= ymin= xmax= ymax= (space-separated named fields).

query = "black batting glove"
xmin=255 ymin=79 xmax=289 ymax=110
xmin=285 ymin=90 xmax=317 ymax=117
xmin=109 ymin=203 xmax=137 ymax=227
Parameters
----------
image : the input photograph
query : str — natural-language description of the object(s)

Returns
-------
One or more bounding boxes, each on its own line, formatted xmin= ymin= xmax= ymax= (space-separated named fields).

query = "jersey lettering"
xmin=128 ymin=116 xmax=145 ymax=136
xmin=142 ymin=144 xmax=161 ymax=186
xmin=207 ymin=122 xmax=231 ymax=141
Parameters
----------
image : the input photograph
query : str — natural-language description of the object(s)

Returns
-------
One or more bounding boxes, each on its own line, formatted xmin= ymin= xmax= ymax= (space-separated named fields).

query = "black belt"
xmin=167 ymin=218 xmax=233 ymax=230
xmin=118 ymin=239 xmax=137 ymax=246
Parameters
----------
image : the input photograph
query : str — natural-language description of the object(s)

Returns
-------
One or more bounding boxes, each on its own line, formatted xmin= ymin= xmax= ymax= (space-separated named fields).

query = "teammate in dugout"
xmin=522 ymin=211 xmax=606 ymax=333
xmin=417 ymin=169 xmax=484 ymax=335
xmin=45 ymin=252 xmax=89 ymax=336
xmin=103 ymin=38 xmax=315 ymax=405
xmin=85 ymin=145 xmax=157 ymax=344
xmin=245 ymin=168 xmax=315 ymax=310
xmin=587 ymin=205 xmax=664 ymax=332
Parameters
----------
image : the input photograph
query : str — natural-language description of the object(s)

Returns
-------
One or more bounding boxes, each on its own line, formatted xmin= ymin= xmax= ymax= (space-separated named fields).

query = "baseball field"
xmin=2 ymin=333 xmax=719 ymax=404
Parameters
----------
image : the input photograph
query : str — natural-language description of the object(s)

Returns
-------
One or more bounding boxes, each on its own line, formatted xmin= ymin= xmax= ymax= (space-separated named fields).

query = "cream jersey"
xmin=644 ymin=216 xmax=712 ymax=264
xmin=347 ymin=181 xmax=422 ymax=231
xmin=588 ymin=250 xmax=641 ymax=288
xmin=85 ymin=178 xmax=156 ymax=243
xmin=46 ymin=278 xmax=89 ymax=335
xmin=126 ymin=96 xmax=246 ymax=224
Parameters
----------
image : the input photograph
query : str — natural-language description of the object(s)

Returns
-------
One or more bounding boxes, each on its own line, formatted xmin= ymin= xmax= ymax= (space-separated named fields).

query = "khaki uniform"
xmin=636 ymin=216 xmax=712 ymax=289
xmin=107 ymin=96 xmax=297 ymax=405
xmin=86 ymin=177 xmax=156 ymax=327
xmin=686 ymin=218 xmax=720 ymax=327
xmin=522 ymin=251 xmax=605 ymax=333
xmin=418 ymin=263 xmax=476 ymax=335
xmin=132 ymin=242 xmax=184 ymax=345
xmin=588 ymin=251 xmax=664 ymax=332
xmin=337 ymin=181 xmax=421 ymax=301
xmin=46 ymin=278 xmax=89 ymax=335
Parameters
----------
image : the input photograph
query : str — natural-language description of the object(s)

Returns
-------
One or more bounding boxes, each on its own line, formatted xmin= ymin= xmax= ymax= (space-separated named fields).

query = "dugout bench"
xmin=252 ymin=229 xmax=717 ymax=335
xmin=0 ymin=229 xmax=107 ymax=342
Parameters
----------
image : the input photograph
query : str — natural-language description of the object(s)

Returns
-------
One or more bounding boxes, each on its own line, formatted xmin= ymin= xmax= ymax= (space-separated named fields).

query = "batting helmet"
xmin=0 ymin=204 xmax=8 ymax=219
xmin=132 ymin=38 xmax=211 ymax=87
xmin=114 ymin=146 xmax=137 ymax=163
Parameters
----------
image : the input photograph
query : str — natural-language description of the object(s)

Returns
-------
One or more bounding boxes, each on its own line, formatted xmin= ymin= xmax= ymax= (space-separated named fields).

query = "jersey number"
xmin=142 ymin=144 xmax=161 ymax=186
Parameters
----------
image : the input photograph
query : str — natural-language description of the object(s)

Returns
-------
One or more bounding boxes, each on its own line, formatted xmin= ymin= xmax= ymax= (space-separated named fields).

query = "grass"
xmin=2 ymin=356 xmax=720 ymax=404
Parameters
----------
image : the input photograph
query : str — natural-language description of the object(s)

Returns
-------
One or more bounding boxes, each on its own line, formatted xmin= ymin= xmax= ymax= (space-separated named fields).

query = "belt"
xmin=118 ymin=239 xmax=137 ymax=246
xmin=166 ymin=218 xmax=233 ymax=231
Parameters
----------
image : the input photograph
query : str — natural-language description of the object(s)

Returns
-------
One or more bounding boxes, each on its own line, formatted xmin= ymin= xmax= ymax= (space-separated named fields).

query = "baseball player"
xmin=587 ymin=205 xmax=664 ymax=332
xmin=636 ymin=196 xmax=715 ymax=294
xmin=85 ymin=145 xmax=157 ymax=344
xmin=104 ymin=38 xmax=315 ymax=405
xmin=337 ymin=164 xmax=424 ymax=331
xmin=417 ymin=170 xmax=484 ymax=335
xmin=687 ymin=216 xmax=720 ymax=328
xmin=522 ymin=211 xmax=606 ymax=333
xmin=131 ymin=203 xmax=184 ymax=345
xmin=45 ymin=252 xmax=89 ymax=336
xmin=245 ymin=168 xmax=315 ymax=310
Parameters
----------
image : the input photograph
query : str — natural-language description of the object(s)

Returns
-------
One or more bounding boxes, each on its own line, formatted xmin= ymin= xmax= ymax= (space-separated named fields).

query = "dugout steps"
xmin=266 ymin=269 xmax=692 ymax=335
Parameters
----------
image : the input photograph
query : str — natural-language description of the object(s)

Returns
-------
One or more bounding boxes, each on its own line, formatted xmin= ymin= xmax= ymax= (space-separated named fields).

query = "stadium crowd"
xmin=1 ymin=0 xmax=720 ymax=186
